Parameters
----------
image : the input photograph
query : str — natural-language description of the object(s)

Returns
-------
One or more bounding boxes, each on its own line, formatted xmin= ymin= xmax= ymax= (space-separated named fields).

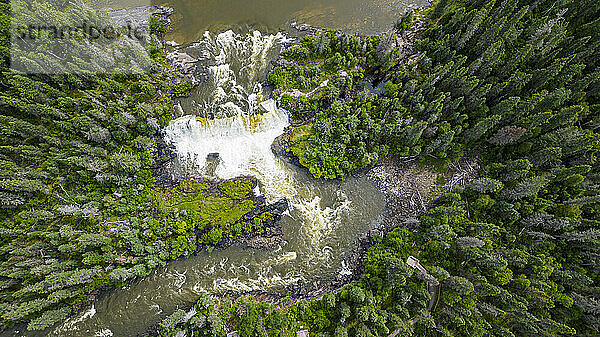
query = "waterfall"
xmin=50 ymin=29 xmax=385 ymax=337
xmin=164 ymin=103 xmax=297 ymax=201
xmin=164 ymin=29 xmax=352 ymax=260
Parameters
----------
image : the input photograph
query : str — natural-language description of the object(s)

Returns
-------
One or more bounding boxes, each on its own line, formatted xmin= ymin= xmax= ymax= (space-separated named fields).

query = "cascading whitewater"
xmin=178 ymin=30 xmax=289 ymax=117
xmin=164 ymin=102 xmax=297 ymax=201
xmin=165 ymin=29 xmax=352 ymax=266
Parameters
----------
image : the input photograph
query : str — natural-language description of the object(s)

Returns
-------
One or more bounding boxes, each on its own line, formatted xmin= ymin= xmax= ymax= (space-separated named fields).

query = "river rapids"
xmin=40 ymin=30 xmax=385 ymax=337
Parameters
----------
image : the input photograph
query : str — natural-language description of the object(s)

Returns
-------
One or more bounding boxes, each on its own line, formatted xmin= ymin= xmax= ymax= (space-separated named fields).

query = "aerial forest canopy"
xmin=0 ymin=0 xmax=599 ymax=336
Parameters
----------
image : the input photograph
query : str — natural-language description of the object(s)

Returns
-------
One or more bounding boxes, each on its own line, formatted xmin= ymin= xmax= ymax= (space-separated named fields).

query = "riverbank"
xmin=136 ymin=151 xmax=479 ymax=337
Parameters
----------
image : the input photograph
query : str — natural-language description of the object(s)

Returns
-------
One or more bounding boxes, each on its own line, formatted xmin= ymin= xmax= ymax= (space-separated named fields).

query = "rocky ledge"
xmin=234 ymin=197 xmax=289 ymax=250
xmin=270 ymin=126 xmax=304 ymax=167
xmin=150 ymin=137 xmax=291 ymax=251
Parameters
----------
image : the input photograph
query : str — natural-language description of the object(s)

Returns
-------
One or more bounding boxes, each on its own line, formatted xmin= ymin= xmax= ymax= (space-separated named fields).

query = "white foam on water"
xmin=94 ymin=329 xmax=114 ymax=337
xmin=163 ymin=29 xmax=353 ymax=297
xmin=340 ymin=260 xmax=352 ymax=276
xmin=53 ymin=304 xmax=97 ymax=334
xmin=296 ymin=195 xmax=352 ymax=251
xmin=164 ymin=104 xmax=295 ymax=201
xmin=263 ymin=251 xmax=298 ymax=267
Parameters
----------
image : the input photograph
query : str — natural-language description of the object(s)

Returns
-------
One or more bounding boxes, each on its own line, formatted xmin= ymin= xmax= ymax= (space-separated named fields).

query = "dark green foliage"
xmin=273 ymin=0 xmax=600 ymax=182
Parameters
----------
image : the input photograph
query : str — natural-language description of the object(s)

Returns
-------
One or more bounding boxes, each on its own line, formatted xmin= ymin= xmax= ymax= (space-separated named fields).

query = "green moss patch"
xmin=218 ymin=180 xmax=252 ymax=199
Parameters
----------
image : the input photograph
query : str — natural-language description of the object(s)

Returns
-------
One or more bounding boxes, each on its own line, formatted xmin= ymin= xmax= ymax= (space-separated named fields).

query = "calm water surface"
xmin=162 ymin=0 xmax=426 ymax=42
xmin=97 ymin=0 xmax=427 ymax=42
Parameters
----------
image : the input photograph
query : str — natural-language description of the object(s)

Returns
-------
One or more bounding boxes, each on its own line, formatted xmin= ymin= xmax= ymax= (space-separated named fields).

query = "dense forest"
xmin=157 ymin=0 xmax=600 ymax=336
xmin=0 ymin=0 xmax=281 ymax=331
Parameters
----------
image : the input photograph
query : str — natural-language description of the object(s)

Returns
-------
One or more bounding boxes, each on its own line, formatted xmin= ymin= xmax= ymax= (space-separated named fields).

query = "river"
xmin=97 ymin=0 xmax=426 ymax=42
xmin=3 ymin=1 xmax=426 ymax=336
